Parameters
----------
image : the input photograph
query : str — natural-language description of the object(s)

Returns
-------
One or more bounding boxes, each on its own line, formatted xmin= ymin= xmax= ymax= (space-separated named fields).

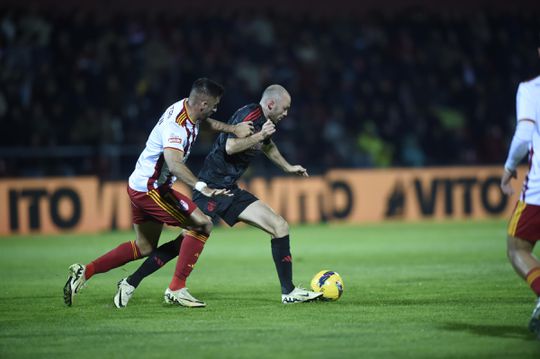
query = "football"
xmin=310 ymin=270 xmax=344 ymax=301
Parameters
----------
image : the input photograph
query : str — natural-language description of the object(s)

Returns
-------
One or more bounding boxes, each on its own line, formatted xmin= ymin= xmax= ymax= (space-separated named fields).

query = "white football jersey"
xmin=516 ymin=75 xmax=540 ymax=205
xmin=129 ymin=99 xmax=200 ymax=192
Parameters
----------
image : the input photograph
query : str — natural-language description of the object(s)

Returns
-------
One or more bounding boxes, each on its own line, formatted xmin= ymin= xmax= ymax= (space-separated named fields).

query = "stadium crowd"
xmin=1 ymin=6 xmax=539 ymax=178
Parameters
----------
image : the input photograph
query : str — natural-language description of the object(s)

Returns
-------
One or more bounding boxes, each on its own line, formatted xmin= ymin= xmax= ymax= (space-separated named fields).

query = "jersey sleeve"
xmin=226 ymin=105 xmax=268 ymax=142
xmin=516 ymin=83 xmax=537 ymax=122
xmin=162 ymin=121 xmax=188 ymax=152
xmin=226 ymin=110 xmax=249 ymax=139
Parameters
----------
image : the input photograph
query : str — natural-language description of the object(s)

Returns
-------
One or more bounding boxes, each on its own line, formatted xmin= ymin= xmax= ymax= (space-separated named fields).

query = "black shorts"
xmin=192 ymin=187 xmax=259 ymax=226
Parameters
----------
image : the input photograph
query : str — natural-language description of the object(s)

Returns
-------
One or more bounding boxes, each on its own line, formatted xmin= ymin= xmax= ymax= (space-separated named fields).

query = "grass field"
xmin=1 ymin=220 xmax=539 ymax=358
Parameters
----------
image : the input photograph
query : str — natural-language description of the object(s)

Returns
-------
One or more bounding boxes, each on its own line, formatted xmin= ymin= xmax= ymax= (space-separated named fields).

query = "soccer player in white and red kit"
xmin=500 ymin=46 xmax=540 ymax=337
xmin=64 ymin=78 xmax=252 ymax=307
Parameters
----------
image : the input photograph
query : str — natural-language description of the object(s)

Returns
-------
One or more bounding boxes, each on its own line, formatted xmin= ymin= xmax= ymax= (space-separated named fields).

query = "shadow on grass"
xmin=441 ymin=322 xmax=537 ymax=341
xmin=356 ymin=296 xmax=530 ymax=306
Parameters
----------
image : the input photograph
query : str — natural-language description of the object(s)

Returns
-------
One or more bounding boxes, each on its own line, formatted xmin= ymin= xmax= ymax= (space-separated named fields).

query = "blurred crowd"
xmin=1 ymin=6 xmax=539 ymax=178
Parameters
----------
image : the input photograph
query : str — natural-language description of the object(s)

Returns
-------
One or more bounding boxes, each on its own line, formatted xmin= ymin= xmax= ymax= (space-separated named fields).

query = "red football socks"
xmin=526 ymin=267 xmax=540 ymax=297
xmin=169 ymin=231 xmax=208 ymax=291
xmin=85 ymin=241 xmax=141 ymax=280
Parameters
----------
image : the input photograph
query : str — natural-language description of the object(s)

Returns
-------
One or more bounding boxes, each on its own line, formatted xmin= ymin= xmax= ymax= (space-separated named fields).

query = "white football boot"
xmin=529 ymin=297 xmax=540 ymax=337
xmin=63 ymin=263 xmax=87 ymax=306
xmin=164 ymin=287 xmax=206 ymax=308
xmin=113 ymin=278 xmax=135 ymax=308
xmin=281 ymin=287 xmax=323 ymax=304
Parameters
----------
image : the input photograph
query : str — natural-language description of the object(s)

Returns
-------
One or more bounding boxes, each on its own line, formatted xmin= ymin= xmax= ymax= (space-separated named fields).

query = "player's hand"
xmin=500 ymin=168 xmax=517 ymax=196
xmin=234 ymin=121 xmax=254 ymax=138
xmin=200 ymin=186 xmax=233 ymax=198
xmin=260 ymin=120 xmax=276 ymax=139
xmin=287 ymin=165 xmax=309 ymax=177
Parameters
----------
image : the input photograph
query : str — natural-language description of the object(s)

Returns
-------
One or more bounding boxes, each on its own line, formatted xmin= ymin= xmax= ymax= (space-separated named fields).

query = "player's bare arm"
xmin=501 ymin=118 xmax=535 ymax=196
xmin=262 ymin=140 xmax=308 ymax=177
xmin=163 ymin=148 xmax=231 ymax=197
xmin=204 ymin=118 xmax=254 ymax=138
xmin=225 ymin=119 xmax=276 ymax=155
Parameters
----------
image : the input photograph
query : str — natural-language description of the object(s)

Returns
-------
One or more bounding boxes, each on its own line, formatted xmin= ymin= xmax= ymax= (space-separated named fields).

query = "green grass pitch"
xmin=1 ymin=221 xmax=539 ymax=358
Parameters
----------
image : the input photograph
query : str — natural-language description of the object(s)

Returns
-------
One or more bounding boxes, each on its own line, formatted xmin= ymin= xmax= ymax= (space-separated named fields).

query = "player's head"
xmin=260 ymin=84 xmax=291 ymax=124
xmin=188 ymin=78 xmax=225 ymax=120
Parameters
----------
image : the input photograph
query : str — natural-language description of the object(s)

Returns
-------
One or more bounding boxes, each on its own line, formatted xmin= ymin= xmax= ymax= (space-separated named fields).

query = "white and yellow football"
xmin=310 ymin=270 xmax=344 ymax=301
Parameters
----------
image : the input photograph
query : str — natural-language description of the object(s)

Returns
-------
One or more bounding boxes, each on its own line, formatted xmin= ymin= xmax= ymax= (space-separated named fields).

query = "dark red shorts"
xmin=128 ymin=186 xmax=197 ymax=227
xmin=507 ymin=201 xmax=540 ymax=243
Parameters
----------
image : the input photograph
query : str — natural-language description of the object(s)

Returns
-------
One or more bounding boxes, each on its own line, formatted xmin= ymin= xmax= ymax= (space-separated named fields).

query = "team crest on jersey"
xmin=168 ymin=136 xmax=182 ymax=144
xmin=207 ymin=201 xmax=217 ymax=212
xmin=179 ymin=199 xmax=189 ymax=211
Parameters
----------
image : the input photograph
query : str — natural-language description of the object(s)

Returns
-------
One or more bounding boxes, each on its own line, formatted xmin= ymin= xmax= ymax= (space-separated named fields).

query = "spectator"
xmin=0 ymin=6 xmax=539 ymax=177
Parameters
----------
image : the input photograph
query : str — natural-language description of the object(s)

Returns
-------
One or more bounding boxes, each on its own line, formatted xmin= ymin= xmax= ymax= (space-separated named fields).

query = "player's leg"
xmin=507 ymin=235 xmax=540 ymax=334
xmin=89 ymin=221 xmax=162 ymax=278
xmin=116 ymin=190 xmax=221 ymax=308
xmin=506 ymin=201 xmax=540 ymax=335
xmin=169 ymin=200 xmax=212 ymax=286
xmin=114 ymin=232 xmax=182 ymax=308
xmin=64 ymin=220 xmax=162 ymax=306
xmin=237 ymin=200 xmax=322 ymax=303
xmin=127 ymin=234 xmax=183 ymax=288
xmin=237 ymin=201 xmax=293 ymax=292
xmin=90 ymin=188 xmax=165 ymax=277
xmin=152 ymin=189 xmax=212 ymax=307
xmin=64 ymin=186 xmax=167 ymax=306
xmin=164 ymin=207 xmax=212 ymax=307
xmin=507 ymin=235 xmax=539 ymax=280
xmin=139 ymin=187 xmax=212 ymax=294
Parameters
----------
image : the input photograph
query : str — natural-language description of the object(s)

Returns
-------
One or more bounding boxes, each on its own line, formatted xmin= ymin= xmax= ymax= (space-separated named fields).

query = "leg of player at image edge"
xmin=526 ymin=267 xmax=540 ymax=338
xmin=529 ymin=297 xmax=540 ymax=337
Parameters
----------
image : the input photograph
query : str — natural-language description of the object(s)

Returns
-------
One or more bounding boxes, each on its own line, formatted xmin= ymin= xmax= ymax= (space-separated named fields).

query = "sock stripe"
xmin=130 ymin=241 xmax=140 ymax=259
xmin=185 ymin=230 xmax=208 ymax=243
xmin=508 ymin=201 xmax=526 ymax=237
xmin=527 ymin=267 xmax=540 ymax=286
xmin=147 ymin=190 xmax=187 ymax=223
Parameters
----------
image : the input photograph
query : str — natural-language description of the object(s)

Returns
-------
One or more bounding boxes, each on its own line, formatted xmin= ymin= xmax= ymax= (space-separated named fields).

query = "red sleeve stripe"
xmin=243 ymin=107 xmax=262 ymax=122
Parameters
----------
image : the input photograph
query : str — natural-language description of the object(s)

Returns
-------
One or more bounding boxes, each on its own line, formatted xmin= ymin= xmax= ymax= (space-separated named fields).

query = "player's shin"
xmin=168 ymin=231 xmax=208 ymax=290
xmin=127 ymin=236 xmax=183 ymax=288
xmin=86 ymin=241 xmax=141 ymax=280
xmin=271 ymin=235 xmax=295 ymax=294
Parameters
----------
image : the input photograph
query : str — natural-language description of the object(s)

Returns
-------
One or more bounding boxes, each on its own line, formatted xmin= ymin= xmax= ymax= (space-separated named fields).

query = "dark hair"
xmin=191 ymin=78 xmax=224 ymax=98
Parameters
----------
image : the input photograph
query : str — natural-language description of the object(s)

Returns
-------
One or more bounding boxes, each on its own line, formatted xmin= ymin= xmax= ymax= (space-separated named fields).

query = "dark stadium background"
xmin=0 ymin=0 xmax=539 ymax=179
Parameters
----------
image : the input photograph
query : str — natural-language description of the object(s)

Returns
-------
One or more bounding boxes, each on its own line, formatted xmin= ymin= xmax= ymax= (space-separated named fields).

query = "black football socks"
xmin=271 ymin=235 xmax=295 ymax=294
xmin=127 ymin=236 xmax=182 ymax=288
